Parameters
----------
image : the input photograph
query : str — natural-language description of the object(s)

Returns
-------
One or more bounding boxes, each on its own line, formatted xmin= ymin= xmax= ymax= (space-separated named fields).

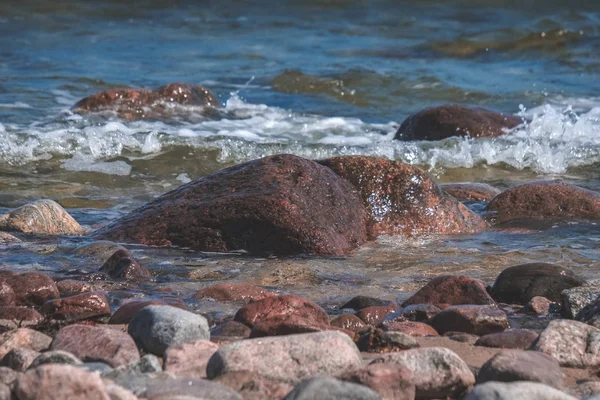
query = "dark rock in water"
xmin=341 ymin=295 xmax=389 ymax=310
xmin=394 ymin=104 xmax=522 ymax=141
xmin=2 ymin=273 xmax=59 ymax=307
xmin=475 ymin=329 xmax=538 ymax=349
xmin=93 ymin=154 xmax=369 ymax=256
xmin=72 ymin=82 xmax=220 ymax=120
xmin=357 ymin=327 xmax=419 ymax=352
xmin=477 ymin=350 xmax=563 ymax=388
xmin=41 ymin=291 xmax=111 ymax=321
xmin=355 ymin=304 xmax=400 ymax=326
xmin=402 ymin=275 xmax=495 ymax=307
xmin=193 ymin=283 xmax=274 ymax=303
xmin=109 ymin=298 xmax=187 ymax=325
xmin=379 ymin=321 xmax=439 ymax=337
xmin=99 ymin=248 xmax=150 ymax=282
xmin=234 ymin=294 xmax=329 ymax=328
xmin=330 ymin=314 xmax=368 ymax=333
xmin=210 ymin=321 xmax=252 ymax=338
xmin=485 ymin=180 xmax=600 ymax=225
xmin=319 ymin=156 xmax=486 ymax=237
xmin=0 ymin=199 xmax=83 ymax=236
xmin=283 ymin=377 xmax=381 ymax=400
xmin=384 ymin=304 xmax=441 ymax=322
xmin=490 ymin=263 xmax=585 ymax=304
xmin=214 ymin=371 xmax=294 ymax=400
xmin=427 ymin=305 xmax=509 ymax=335
xmin=343 ymin=363 xmax=416 ymax=400
xmin=441 ymin=182 xmax=502 ymax=202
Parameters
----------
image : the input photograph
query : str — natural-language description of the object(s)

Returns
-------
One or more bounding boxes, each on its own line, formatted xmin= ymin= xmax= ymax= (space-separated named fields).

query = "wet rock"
xmin=443 ymin=331 xmax=480 ymax=344
xmin=153 ymin=82 xmax=220 ymax=107
xmin=0 ymin=199 xmax=83 ymax=236
xmin=28 ymin=350 xmax=83 ymax=369
xmin=490 ymin=263 xmax=585 ymax=305
xmin=2 ymin=273 xmax=59 ymax=307
xmin=41 ymin=291 xmax=111 ymax=321
xmin=282 ymin=377 xmax=381 ymax=400
xmin=357 ymin=328 xmax=419 ymax=352
xmin=163 ymin=339 xmax=218 ymax=379
xmin=394 ymin=104 xmax=522 ymax=141
xmin=14 ymin=364 xmax=110 ymax=400
xmin=234 ymin=294 xmax=329 ymax=328
xmin=427 ymin=305 xmax=509 ymax=336
xmin=51 ymin=324 xmax=140 ymax=367
xmin=465 ymin=381 xmax=577 ymax=400
xmin=193 ymin=283 xmax=273 ymax=303
xmin=485 ymin=180 xmax=600 ymax=225
xmin=341 ymin=296 xmax=389 ymax=310
xmin=0 ymin=307 xmax=43 ymax=328
xmin=524 ymin=296 xmax=554 ymax=315
xmin=343 ymin=363 xmax=415 ymax=400
xmin=402 ymin=275 xmax=495 ymax=307
xmin=99 ymin=249 xmax=150 ymax=282
xmin=214 ymin=371 xmax=294 ymax=400
xmin=371 ymin=346 xmax=475 ymax=399
xmin=477 ymin=349 xmax=563 ymax=388
xmin=331 ymin=314 xmax=368 ymax=333
xmin=55 ymin=280 xmax=93 ymax=298
xmin=384 ymin=304 xmax=441 ymax=323
xmin=94 ymin=154 xmax=368 ymax=256
xmin=0 ymin=366 xmax=18 ymax=385
xmin=0 ymin=282 xmax=15 ymax=307
xmin=355 ymin=305 xmax=400 ymax=326
xmin=320 ymin=156 xmax=486 ymax=237
xmin=562 ymin=284 xmax=600 ymax=319
xmin=144 ymin=376 xmax=242 ymax=400
xmin=0 ymin=329 xmax=51 ymax=359
xmin=72 ymin=241 xmax=126 ymax=260
xmin=250 ymin=314 xmax=339 ymax=338
xmin=533 ymin=319 xmax=600 ymax=368
xmin=440 ymin=182 xmax=502 ymax=202
xmin=206 ymin=331 xmax=362 ymax=384
xmin=210 ymin=321 xmax=251 ymax=338
xmin=0 ymin=348 xmax=39 ymax=372
xmin=475 ymin=329 xmax=538 ymax=349
xmin=108 ymin=298 xmax=187 ymax=325
xmin=380 ymin=321 xmax=439 ymax=337
xmin=128 ymin=305 xmax=209 ymax=356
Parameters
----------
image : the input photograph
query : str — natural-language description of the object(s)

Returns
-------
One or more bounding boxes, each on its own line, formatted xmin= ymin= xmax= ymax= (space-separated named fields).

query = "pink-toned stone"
xmin=2 ymin=273 xmax=59 ymax=307
xmin=380 ymin=321 xmax=439 ymax=337
xmin=41 ymin=291 xmax=111 ymax=321
xmin=355 ymin=304 xmax=400 ymax=326
xmin=162 ymin=339 xmax=218 ymax=380
xmin=330 ymin=314 xmax=368 ymax=333
xmin=0 ymin=282 xmax=15 ymax=307
xmin=524 ymin=296 xmax=553 ymax=315
xmin=193 ymin=283 xmax=274 ymax=303
xmin=213 ymin=371 xmax=293 ymax=400
xmin=249 ymin=314 xmax=348 ymax=338
xmin=108 ymin=298 xmax=187 ymax=324
xmin=343 ymin=363 xmax=416 ymax=400
xmin=402 ymin=275 xmax=495 ymax=307
xmin=0 ymin=328 xmax=51 ymax=359
xmin=234 ymin=295 xmax=329 ymax=328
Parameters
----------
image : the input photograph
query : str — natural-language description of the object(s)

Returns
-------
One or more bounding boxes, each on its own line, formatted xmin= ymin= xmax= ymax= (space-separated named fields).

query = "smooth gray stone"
xmin=283 ymin=377 xmax=381 ymax=400
xmin=465 ymin=381 xmax=578 ymax=400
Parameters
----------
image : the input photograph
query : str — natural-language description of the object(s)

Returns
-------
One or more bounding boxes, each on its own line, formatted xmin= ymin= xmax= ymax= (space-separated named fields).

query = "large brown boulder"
xmin=93 ymin=154 xmax=369 ymax=256
xmin=72 ymin=82 xmax=219 ymax=120
xmin=394 ymin=104 xmax=522 ymax=141
xmin=319 ymin=156 xmax=486 ymax=237
xmin=485 ymin=181 xmax=600 ymax=225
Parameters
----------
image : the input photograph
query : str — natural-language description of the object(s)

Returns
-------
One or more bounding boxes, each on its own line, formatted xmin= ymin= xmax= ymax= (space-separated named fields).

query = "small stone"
xmin=250 ymin=314 xmax=340 ymax=338
xmin=0 ymin=282 xmax=15 ymax=307
xmin=371 ymin=346 xmax=475 ymax=399
xmin=491 ymin=263 xmax=585 ymax=304
xmin=14 ymin=364 xmax=110 ymax=400
xmin=524 ymin=296 xmax=554 ymax=315
xmin=56 ymin=280 xmax=93 ymax=298
xmin=210 ymin=321 xmax=251 ymax=338
xmin=533 ymin=319 xmax=600 ymax=368
xmin=2 ymin=273 xmax=59 ymax=307
xmin=477 ymin=350 xmax=563 ymax=388
xmin=163 ymin=339 xmax=218 ymax=379
xmin=331 ymin=314 xmax=368 ymax=333
xmin=193 ymin=283 xmax=273 ymax=303
xmin=0 ymin=329 xmax=51 ymax=359
xmin=380 ymin=321 xmax=439 ymax=337
xmin=28 ymin=351 xmax=83 ymax=369
xmin=234 ymin=295 xmax=329 ymax=328
xmin=402 ymin=276 xmax=495 ymax=307
xmin=282 ymin=377 xmax=381 ymax=400
xmin=99 ymin=249 xmax=149 ymax=282
xmin=0 ymin=199 xmax=83 ymax=235
xmin=214 ymin=371 xmax=293 ymax=400
xmin=441 ymin=182 xmax=502 ymax=202
xmin=0 ymin=307 xmax=43 ymax=327
xmin=384 ymin=304 xmax=441 ymax=323
xmin=475 ymin=329 xmax=539 ymax=349
xmin=561 ymin=285 xmax=600 ymax=319
xmin=41 ymin=291 xmax=111 ymax=321
xmin=427 ymin=305 xmax=509 ymax=336
xmin=341 ymin=296 xmax=389 ymax=310
xmin=465 ymin=381 xmax=577 ymax=400
xmin=357 ymin=328 xmax=419 ymax=352
xmin=108 ymin=298 xmax=187 ymax=325
xmin=355 ymin=305 xmax=400 ymax=326
xmin=207 ymin=331 xmax=362 ymax=384
xmin=144 ymin=376 xmax=242 ymax=400
xmin=0 ymin=348 xmax=39 ymax=372
xmin=343 ymin=363 xmax=415 ymax=400
xmin=51 ymin=325 xmax=140 ymax=367
xmin=128 ymin=305 xmax=210 ymax=356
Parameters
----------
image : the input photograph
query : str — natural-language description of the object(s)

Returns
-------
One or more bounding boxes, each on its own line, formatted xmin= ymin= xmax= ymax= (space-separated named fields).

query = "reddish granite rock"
xmin=477 ymin=350 xmax=563 ymax=388
xmin=475 ymin=329 xmax=539 ymax=349
xmin=319 ymin=156 xmax=486 ymax=237
xmin=0 ymin=307 xmax=43 ymax=326
xmin=394 ymin=104 xmax=522 ymax=141
xmin=193 ymin=283 xmax=274 ymax=303
xmin=0 ymin=199 xmax=83 ymax=236
xmin=355 ymin=304 xmax=400 ymax=326
xmin=41 ymin=291 xmax=111 ymax=321
xmin=234 ymin=294 xmax=329 ymax=328
xmin=99 ymin=249 xmax=150 ymax=282
xmin=154 ymin=82 xmax=219 ymax=107
xmin=210 ymin=321 xmax=252 ymax=338
xmin=380 ymin=321 xmax=439 ymax=337
xmin=94 ymin=154 xmax=369 ymax=256
xmin=330 ymin=314 xmax=368 ymax=333
xmin=441 ymin=182 xmax=502 ymax=202
xmin=485 ymin=180 xmax=600 ymax=225
xmin=402 ymin=275 xmax=495 ymax=307
xmin=384 ymin=304 xmax=442 ymax=323
xmin=2 ymin=273 xmax=59 ymax=307
xmin=51 ymin=324 xmax=139 ymax=367
xmin=163 ymin=339 xmax=219 ymax=379
xmin=427 ymin=305 xmax=509 ymax=336
xmin=214 ymin=371 xmax=294 ymax=400
xmin=249 ymin=314 xmax=345 ymax=338
xmin=533 ymin=319 xmax=600 ymax=368
xmin=524 ymin=296 xmax=554 ymax=315
xmin=340 ymin=295 xmax=389 ymax=310
xmin=0 ymin=328 xmax=52 ymax=359
xmin=343 ymin=363 xmax=416 ymax=400
xmin=108 ymin=298 xmax=187 ymax=324
xmin=56 ymin=280 xmax=93 ymax=298
xmin=490 ymin=263 xmax=585 ymax=304
xmin=0 ymin=282 xmax=15 ymax=307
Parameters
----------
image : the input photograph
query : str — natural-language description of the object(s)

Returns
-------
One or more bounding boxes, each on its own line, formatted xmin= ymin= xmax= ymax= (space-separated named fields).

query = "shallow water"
xmin=0 ymin=0 xmax=599 ymax=309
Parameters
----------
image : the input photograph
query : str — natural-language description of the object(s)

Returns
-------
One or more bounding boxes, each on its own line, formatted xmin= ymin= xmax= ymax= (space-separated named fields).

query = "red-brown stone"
xmin=56 ymin=280 xmax=93 ymax=298
xmin=441 ymin=182 xmax=502 ymax=202
xmin=99 ymin=248 xmax=150 ymax=282
xmin=427 ymin=305 xmax=509 ymax=336
xmin=234 ymin=294 xmax=329 ymax=328
xmin=475 ymin=329 xmax=539 ymax=349
xmin=249 ymin=314 xmax=340 ymax=338
xmin=380 ymin=321 xmax=439 ymax=337
xmin=0 ymin=307 xmax=43 ymax=326
xmin=108 ymin=298 xmax=187 ymax=324
xmin=330 ymin=314 xmax=369 ymax=333
xmin=2 ymin=273 xmax=59 ymax=307
xmin=383 ymin=304 xmax=441 ymax=323
xmin=41 ymin=291 xmax=111 ymax=321
xmin=355 ymin=305 xmax=400 ymax=326
xmin=402 ymin=275 xmax=495 ymax=307
xmin=193 ymin=283 xmax=274 ymax=303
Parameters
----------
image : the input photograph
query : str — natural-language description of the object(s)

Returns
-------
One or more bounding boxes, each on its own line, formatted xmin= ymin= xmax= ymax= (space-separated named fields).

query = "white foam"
xmin=63 ymin=154 xmax=132 ymax=176
xmin=0 ymin=102 xmax=32 ymax=109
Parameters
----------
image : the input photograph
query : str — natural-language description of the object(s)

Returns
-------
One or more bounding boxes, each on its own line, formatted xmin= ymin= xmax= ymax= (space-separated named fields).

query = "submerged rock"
xmin=93 ymin=154 xmax=369 ymax=256
xmin=441 ymin=182 xmax=502 ymax=202
xmin=394 ymin=104 xmax=522 ymax=141
xmin=319 ymin=156 xmax=486 ymax=237
xmin=99 ymin=248 xmax=150 ymax=282
xmin=485 ymin=180 xmax=600 ymax=225
xmin=0 ymin=199 xmax=83 ymax=236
